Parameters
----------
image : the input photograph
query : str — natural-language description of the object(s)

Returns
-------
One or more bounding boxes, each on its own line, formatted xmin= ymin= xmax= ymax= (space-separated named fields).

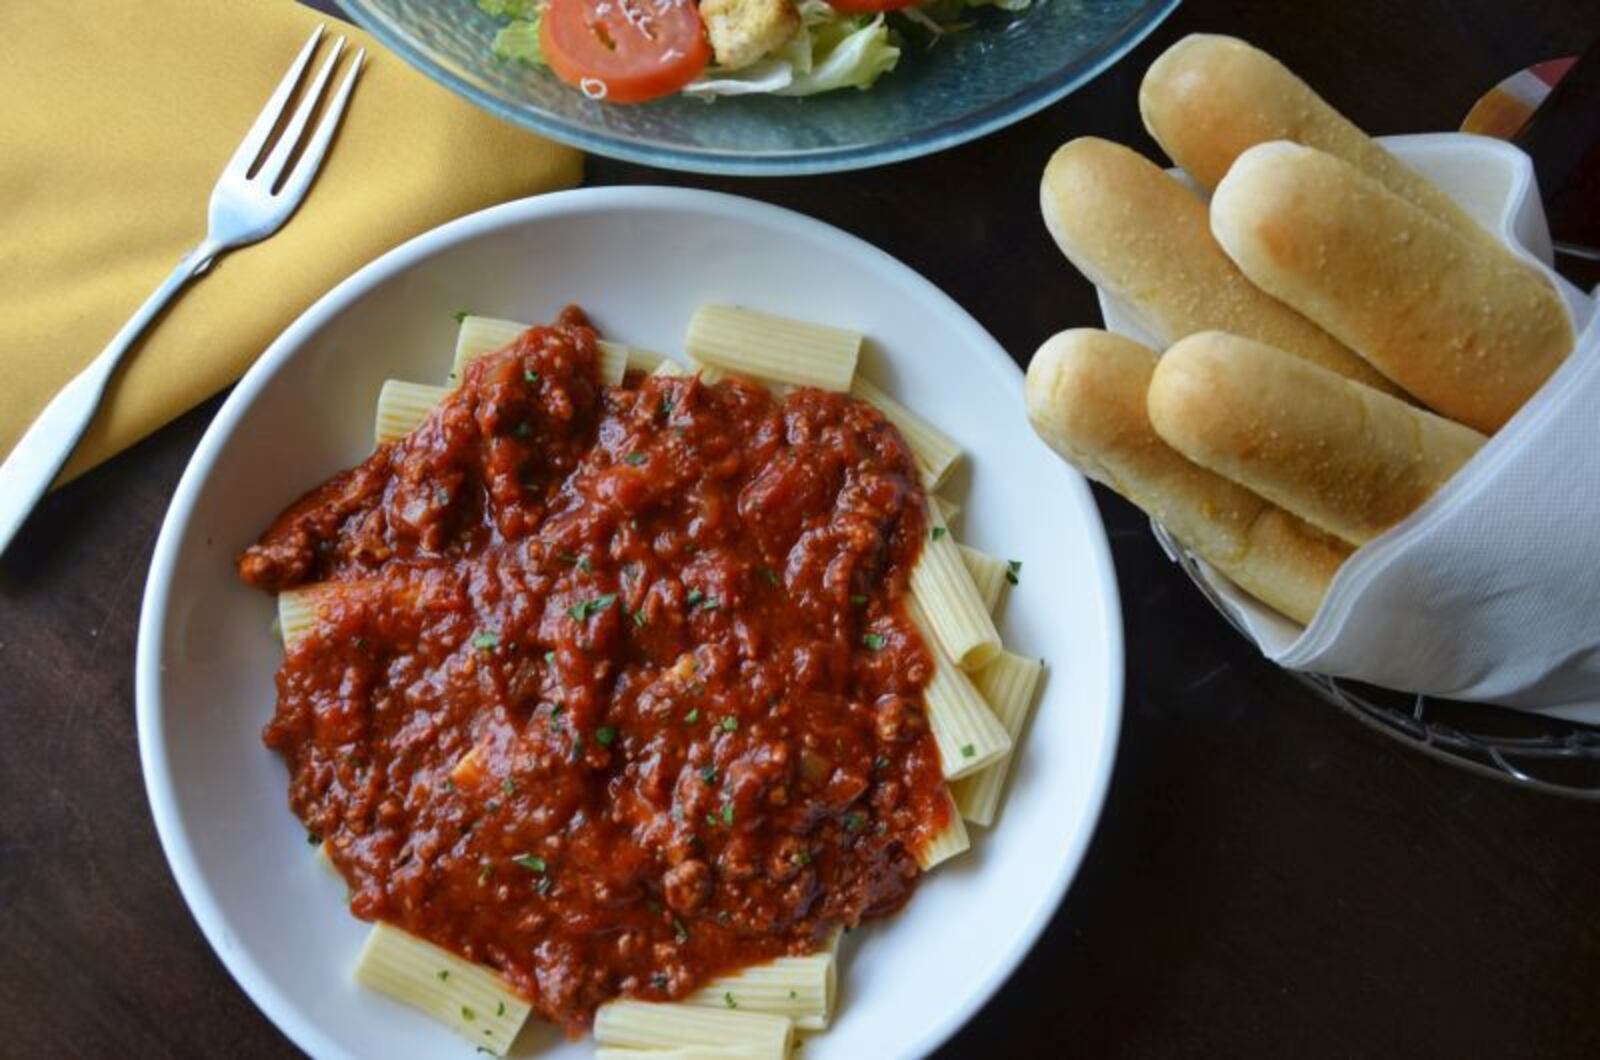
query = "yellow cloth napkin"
xmin=0 ymin=0 xmax=582 ymax=483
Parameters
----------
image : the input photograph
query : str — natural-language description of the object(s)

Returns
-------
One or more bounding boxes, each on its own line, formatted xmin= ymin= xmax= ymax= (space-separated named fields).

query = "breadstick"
xmin=1025 ymin=328 xmax=1350 ymax=625
xmin=1211 ymin=142 xmax=1572 ymax=433
xmin=1139 ymin=33 xmax=1486 ymax=241
xmin=1040 ymin=137 xmax=1403 ymax=396
xmin=1148 ymin=332 xmax=1487 ymax=546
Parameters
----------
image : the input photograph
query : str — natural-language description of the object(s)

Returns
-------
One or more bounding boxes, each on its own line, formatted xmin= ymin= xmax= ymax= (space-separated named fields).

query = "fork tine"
xmin=223 ymin=24 xmax=325 ymax=179
xmin=275 ymin=49 xmax=365 ymax=208
xmin=254 ymin=35 xmax=347 ymax=190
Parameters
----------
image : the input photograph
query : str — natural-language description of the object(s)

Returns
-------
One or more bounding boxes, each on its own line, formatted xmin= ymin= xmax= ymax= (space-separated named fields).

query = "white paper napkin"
xmin=1098 ymin=133 xmax=1600 ymax=720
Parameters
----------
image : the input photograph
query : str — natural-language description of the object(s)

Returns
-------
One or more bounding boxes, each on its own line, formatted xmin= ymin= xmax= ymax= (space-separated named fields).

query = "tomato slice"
xmin=824 ymin=0 xmax=918 ymax=11
xmin=540 ymin=0 xmax=712 ymax=104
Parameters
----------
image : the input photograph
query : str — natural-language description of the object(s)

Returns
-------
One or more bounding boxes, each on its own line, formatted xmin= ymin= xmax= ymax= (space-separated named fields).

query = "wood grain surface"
xmin=3 ymin=1 xmax=1598 ymax=1056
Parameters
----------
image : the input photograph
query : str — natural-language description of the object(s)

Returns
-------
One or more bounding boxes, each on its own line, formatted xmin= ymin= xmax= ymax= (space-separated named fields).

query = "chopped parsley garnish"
xmin=794 ymin=849 xmax=812 ymax=866
xmin=451 ymin=309 xmax=468 ymax=323
xmin=685 ymin=588 xmax=705 ymax=607
xmin=571 ymin=733 xmax=586 ymax=760
xmin=596 ymin=726 xmax=617 ymax=747
xmin=684 ymin=708 xmax=700 ymax=724
xmin=672 ymin=917 xmax=689 ymax=943
xmin=437 ymin=969 xmax=450 ymax=981
xmin=512 ymin=853 xmax=547 ymax=873
xmin=701 ymin=597 xmax=721 ymax=612
xmin=843 ymin=812 xmax=865 ymax=833
xmin=960 ymin=743 xmax=976 ymax=758
xmin=632 ymin=609 xmax=648 ymax=628
xmin=720 ymin=717 xmax=738 ymax=733
xmin=470 ymin=630 xmax=500 ymax=651
xmin=503 ymin=777 xmax=516 ymax=796
xmin=698 ymin=765 xmax=718 ymax=784
xmin=496 ymin=1001 xmax=506 ymax=1017
xmin=568 ymin=593 xmax=617 ymax=621
xmin=623 ymin=452 xmax=648 ymax=466
xmin=789 ymin=989 xmax=798 ymax=1000
xmin=758 ymin=567 xmax=781 ymax=586
xmin=651 ymin=973 xmax=669 ymax=990
xmin=659 ymin=395 xmax=675 ymax=416
xmin=931 ymin=526 xmax=947 ymax=541
xmin=513 ymin=421 xmax=532 ymax=439
xmin=724 ymin=992 xmax=738 ymax=1009
xmin=551 ymin=705 xmax=565 ymax=722
xmin=861 ymin=632 xmax=887 ymax=651
xmin=462 ymin=1006 xmax=476 ymax=1021
xmin=523 ymin=368 xmax=539 ymax=384
xmin=443 ymin=778 xmax=455 ymax=793
xmin=534 ymin=876 xmax=553 ymax=895
xmin=1006 ymin=559 xmax=1022 ymax=585
xmin=544 ymin=650 xmax=557 ymax=665
xmin=874 ymin=755 xmax=889 ymax=771
xmin=721 ymin=803 xmax=735 ymax=826
xmin=849 ymin=593 xmax=868 ymax=606
xmin=306 ymin=831 xmax=321 ymax=846
xmin=434 ymin=487 xmax=450 ymax=506
xmin=577 ymin=555 xmax=593 ymax=573
xmin=478 ymin=861 xmax=493 ymax=884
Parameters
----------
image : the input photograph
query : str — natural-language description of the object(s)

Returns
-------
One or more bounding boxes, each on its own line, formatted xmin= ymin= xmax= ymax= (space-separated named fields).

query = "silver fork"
xmin=0 ymin=26 xmax=364 ymax=557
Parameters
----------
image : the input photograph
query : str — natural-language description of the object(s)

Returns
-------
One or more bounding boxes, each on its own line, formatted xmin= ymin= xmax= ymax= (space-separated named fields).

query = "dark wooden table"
xmin=5 ymin=1 xmax=1599 ymax=1056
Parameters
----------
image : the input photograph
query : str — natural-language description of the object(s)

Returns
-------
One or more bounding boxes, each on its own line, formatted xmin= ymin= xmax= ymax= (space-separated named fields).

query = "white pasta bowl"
xmin=135 ymin=186 xmax=1122 ymax=1059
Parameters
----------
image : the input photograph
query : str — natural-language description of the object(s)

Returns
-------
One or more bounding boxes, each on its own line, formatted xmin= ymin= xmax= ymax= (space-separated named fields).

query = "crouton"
xmin=699 ymin=0 xmax=800 ymax=70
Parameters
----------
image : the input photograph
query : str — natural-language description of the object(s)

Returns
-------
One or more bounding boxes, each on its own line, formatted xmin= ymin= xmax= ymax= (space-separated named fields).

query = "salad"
xmin=478 ymin=0 xmax=1031 ymax=104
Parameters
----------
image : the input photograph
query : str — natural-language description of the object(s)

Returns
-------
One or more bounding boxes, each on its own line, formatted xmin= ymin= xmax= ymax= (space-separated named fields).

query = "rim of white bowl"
xmin=135 ymin=186 xmax=1124 ymax=1059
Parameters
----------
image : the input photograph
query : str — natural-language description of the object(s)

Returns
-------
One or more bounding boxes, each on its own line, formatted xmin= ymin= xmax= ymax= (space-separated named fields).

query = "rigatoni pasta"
xmin=450 ymin=315 xmax=526 ymax=383
xmin=917 ymin=788 xmax=972 ymax=870
xmin=451 ymin=314 xmax=630 ymax=386
xmin=850 ymin=374 xmax=964 ymax=489
xmin=932 ymin=493 xmax=961 ymax=526
xmin=596 ymin=1048 xmax=770 ymax=1060
xmin=276 ymin=585 xmax=323 ymax=649
xmin=680 ymin=951 xmax=835 ymax=1030
xmin=593 ymin=1000 xmax=794 ymax=1058
xmin=910 ymin=598 xmax=1012 ymax=779
xmin=909 ymin=502 xmax=1003 ymax=670
xmin=374 ymin=380 xmax=450 ymax=444
xmin=685 ymin=305 xmax=860 ymax=391
xmin=254 ymin=302 xmax=1045 ymax=1058
xmin=957 ymin=544 xmax=1009 ymax=615
xmin=951 ymin=651 xmax=1046 ymax=826
xmin=353 ymin=922 xmax=531 ymax=1056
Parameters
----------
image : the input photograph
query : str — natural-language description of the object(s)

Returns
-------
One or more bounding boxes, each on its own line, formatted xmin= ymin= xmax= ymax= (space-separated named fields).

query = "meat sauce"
xmin=238 ymin=308 xmax=948 ymax=1032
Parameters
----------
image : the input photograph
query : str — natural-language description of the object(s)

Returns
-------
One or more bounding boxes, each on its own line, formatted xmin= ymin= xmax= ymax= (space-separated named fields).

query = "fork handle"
xmin=0 ymin=240 xmax=221 ymax=557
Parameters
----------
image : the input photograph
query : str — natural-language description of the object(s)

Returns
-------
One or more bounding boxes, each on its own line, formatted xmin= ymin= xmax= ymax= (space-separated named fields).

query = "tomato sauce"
xmin=238 ymin=308 xmax=949 ymax=1031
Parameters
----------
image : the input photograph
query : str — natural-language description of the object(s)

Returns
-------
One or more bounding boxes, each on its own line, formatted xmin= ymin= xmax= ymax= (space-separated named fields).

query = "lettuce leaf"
xmin=491 ymin=19 xmax=545 ymax=66
xmin=779 ymin=13 xmax=898 ymax=94
xmin=684 ymin=2 xmax=900 ymax=98
xmin=480 ymin=0 xmax=546 ymax=66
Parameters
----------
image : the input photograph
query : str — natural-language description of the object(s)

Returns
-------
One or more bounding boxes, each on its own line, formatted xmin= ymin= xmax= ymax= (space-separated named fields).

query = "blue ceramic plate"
xmin=337 ymin=0 xmax=1178 ymax=174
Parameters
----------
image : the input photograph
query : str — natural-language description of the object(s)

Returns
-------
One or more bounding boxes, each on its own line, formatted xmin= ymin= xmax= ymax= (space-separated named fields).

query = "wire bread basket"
xmin=1151 ymin=521 xmax=1600 ymax=799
